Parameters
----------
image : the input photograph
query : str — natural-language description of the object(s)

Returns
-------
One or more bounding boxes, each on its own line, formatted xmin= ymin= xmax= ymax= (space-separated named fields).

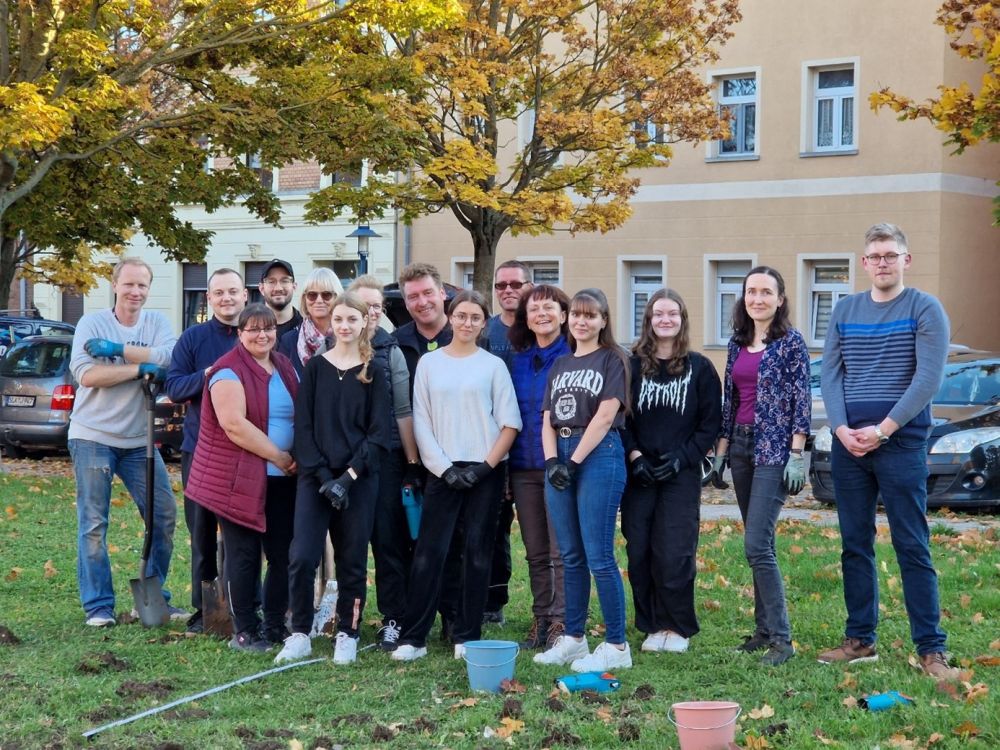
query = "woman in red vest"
xmin=186 ymin=304 xmax=299 ymax=651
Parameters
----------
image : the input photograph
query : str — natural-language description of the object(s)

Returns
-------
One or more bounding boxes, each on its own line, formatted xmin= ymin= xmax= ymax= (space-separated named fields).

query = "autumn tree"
xmin=0 ymin=0 xmax=457 ymax=308
xmin=305 ymin=0 xmax=741 ymax=292
xmin=871 ymin=0 xmax=1000 ymax=221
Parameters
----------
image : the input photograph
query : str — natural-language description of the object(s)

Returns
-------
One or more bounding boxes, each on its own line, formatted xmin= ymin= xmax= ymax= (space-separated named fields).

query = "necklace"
xmin=334 ymin=366 xmax=347 ymax=381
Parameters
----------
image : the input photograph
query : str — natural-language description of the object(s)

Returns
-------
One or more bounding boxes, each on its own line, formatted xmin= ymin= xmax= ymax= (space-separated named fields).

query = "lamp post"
xmin=347 ymin=225 xmax=380 ymax=276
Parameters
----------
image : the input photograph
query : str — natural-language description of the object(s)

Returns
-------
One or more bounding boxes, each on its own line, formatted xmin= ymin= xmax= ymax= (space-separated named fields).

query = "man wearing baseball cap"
xmin=258 ymin=259 xmax=303 ymax=339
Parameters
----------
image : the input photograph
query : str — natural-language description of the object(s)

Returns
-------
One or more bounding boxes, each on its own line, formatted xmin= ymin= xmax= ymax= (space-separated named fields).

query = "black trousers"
xmin=371 ymin=449 xmax=414 ymax=624
xmin=182 ymin=450 xmax=219 ymax=612
xmin=620 ymin=468 xmax=702 ymax=638
xmin=217 ymin=475 xmax=296 ymax=635
xmin=287 ymin=470 xmax=379 ymax=637
xmin=485 ymin=486 xmax=514 ymax=613
xmin=399 ymin=463 xmax=505 ymax=647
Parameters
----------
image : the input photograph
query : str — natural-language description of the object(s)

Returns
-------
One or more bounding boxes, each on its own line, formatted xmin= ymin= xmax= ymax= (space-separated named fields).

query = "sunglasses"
xmin=305 ymin=291 xmax=335 ymax=302
xmin=494 ymin=281 xmax=530 ymax=291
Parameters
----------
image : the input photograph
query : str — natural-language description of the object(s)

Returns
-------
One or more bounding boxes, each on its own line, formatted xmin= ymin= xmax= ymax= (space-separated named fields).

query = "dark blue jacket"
xmin=509 ymin=336 xmax=571 ymax=471
xmin=165 ymin=316 xmax=240 ymax=454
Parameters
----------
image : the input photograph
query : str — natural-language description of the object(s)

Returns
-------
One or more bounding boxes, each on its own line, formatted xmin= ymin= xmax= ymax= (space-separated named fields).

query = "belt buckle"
xmin=558 ymin=427 xmax=573 ymax=438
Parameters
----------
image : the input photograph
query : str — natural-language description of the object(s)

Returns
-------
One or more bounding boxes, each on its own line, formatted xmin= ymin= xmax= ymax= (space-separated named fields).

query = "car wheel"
xmin=2 ymin=444 xmax=25 ymax=459
xmin=700 ymin=455 xmax=714 ymax=486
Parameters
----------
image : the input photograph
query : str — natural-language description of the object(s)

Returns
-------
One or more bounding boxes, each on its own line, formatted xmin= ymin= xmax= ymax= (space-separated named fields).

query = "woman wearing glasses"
xmin=392 ymin=291 xmax=522 ymax=662
xmin=278 ymin=268 xmax=344 ymax=376
xmin=186 ymin=304 xmax=298 ymax=651
xmin=712 ymin=266 xmax=810 ymax=666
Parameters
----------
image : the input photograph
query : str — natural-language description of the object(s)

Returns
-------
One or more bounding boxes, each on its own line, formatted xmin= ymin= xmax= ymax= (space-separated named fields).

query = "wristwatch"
xmin=873 ymin=426 xmax=889 ymax=445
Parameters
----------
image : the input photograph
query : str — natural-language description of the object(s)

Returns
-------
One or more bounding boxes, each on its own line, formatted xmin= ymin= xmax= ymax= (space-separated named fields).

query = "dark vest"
xmin=186 ymin=345 xmax=298 ymax=532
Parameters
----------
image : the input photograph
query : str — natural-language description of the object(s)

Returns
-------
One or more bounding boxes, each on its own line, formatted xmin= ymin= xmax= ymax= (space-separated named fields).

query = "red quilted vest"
xmin=185 ymin=344 xmax=298 ymax=532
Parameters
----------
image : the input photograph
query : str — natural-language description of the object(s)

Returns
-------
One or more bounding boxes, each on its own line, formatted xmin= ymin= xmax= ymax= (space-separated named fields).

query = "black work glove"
xmin=630 ymin=456 xmax=656 ymax=487
xmin=402 ymin=461 xmax=425 ymax=490
xmin=442 ymin=465 xmax=474 ymax=490
xmin=458 ymin=461 xmax=493 ymax=487
xmin=709 ymin=454 xmax=729 ymax=490
xmin=652 ymin=454 xmax=681 ymax=483
xmin=545 ymin=458 xmax=572 ymax=491
xmin=319 ymin=472 xmax=354 ymax=510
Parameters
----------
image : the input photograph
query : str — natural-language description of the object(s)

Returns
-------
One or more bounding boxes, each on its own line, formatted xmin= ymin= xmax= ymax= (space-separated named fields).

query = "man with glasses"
xmin=819 ymin=223 xmax=958 ymax=680
xmin=258 ymin=259 xmax=302 ymax=340
xmin=165 ymin=268 xmax=247 ymax=633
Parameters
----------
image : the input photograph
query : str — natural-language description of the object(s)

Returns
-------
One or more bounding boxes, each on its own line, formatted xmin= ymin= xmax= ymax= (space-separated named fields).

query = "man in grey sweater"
xmin=819 ymin=223 xmax=958 ymax=680
xmin=69 ymin=257 xmax=184 ymax=627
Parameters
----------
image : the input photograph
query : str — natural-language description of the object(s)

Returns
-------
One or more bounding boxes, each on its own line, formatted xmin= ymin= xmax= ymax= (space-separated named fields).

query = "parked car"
xmin=809 ymin=350 xmax=1000 ymax=509
xmin=0 ymin=312 xmax=75 ymax=358
xmin=0 ymin=334 xmax=185 ymax=459
xmin=381 ymin=281 xmax=462 ymax=329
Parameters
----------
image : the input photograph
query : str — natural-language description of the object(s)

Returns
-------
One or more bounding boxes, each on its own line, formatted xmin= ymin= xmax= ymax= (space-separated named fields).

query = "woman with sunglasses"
xmin=186 ymin=304 xmax=298 ymax=651
xmin=275 ymin=292 xmax=391 ymax=665
xmin=392 ymin=290 xmax=522 ymax=662
xmin=278 ymin=268 xmax=344 ymax=376
xmin=534 ymin=289 xmax=632 ymax=672
xmin=713 ymin=266 xmax=810 ymax=666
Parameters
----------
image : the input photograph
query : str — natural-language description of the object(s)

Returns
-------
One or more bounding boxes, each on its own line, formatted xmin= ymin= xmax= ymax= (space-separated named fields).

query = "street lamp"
xmin=347 ymin=225 xmax=381 ymax=276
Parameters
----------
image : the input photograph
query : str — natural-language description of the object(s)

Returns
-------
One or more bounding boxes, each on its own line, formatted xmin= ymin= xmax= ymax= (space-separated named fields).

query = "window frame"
xmin=797 ymin=254 xmax=854 ymax=348
xmin=706 ymin=67 xmax=761 ymax=161
xmin=800 ymin=58 xmax=860 ymax=156
xmin=616 ymin=256 xmax=666 ymax=343
xmin=703 ymin=255 xmax=756 ymax=346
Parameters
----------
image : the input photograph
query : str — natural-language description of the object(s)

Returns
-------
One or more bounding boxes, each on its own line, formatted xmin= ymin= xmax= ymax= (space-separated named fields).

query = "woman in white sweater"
xmin=392 ymin=290 xmax=522 ymax=662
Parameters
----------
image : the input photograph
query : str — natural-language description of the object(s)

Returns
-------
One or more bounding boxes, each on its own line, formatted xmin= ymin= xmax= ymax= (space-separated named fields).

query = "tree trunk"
xmin=468 ymin=208 xmax=511 ymax=308
xmin=0 ymin=228 xmax=18 ymax=311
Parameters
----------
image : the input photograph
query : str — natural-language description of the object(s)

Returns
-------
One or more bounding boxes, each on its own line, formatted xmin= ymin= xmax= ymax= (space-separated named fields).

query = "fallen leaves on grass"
xmin=4 ymin=505 xmax=16 ymax=520
xmin=962 ymin=681 xmax=989 ymax=703
xmin=500 ymin=678 xmax=526 ymax=694
xmin=743 ymin=734 xmax=771 ymax=749
xmin=842 ymin=695 xmax=859 ymax=709
xmin=4 ymin=567 xmax=21 ymax=581
xmin=953 ymin=720 xmax=979 ymax=738
xmin=974 ymin=654 xmax=1000 ymax=666
xmin=746 ymin=704 xmax=775 ymax=720
xmin=449 ymin=697 xmax=478 ymax=710
xmin=837 ymin=672 xmax=857 ymax=691
xmin=495 ymin=717 xmax=525 ymax=738
xmin=813 ymin=728 xmax=840 ymax=745
xmin=595 ymin=706 xmax=613 ymax=723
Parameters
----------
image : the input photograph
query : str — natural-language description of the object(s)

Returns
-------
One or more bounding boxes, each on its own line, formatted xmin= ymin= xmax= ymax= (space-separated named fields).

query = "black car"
xmin=809 ymin=351 xmax=1000 ymax=509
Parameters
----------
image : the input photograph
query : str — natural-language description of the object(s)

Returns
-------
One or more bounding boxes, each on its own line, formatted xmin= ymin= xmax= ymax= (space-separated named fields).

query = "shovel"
xmin=201 ymin=530 xmax=232 ymax=637
xmin=129 ymin=374 xmax=170 ymax=627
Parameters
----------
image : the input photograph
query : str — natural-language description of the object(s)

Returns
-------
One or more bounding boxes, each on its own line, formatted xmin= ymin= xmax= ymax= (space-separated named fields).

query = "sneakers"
xmin=391 ymin=644 xmax=428 ymax=662
xmin=333 ymin=632 xmax=358 ymax=665
xmin=570 ymin=642 xmax=633 ymax=673
xmin=818 ymin=637 xmax=878 ymax=664
xmin=533 ymin=635 xmax=590 ymax=666
xmin=85 ymin=608 xmax=116 ymax=628
xmin=376 ymin=620 xmax=402 ymax=652
xmin=760 ymin=641 xmax=795 ymax=666
xmin=545 ymin=621 xmax=565 ymax=649
xmin=521 ymin=617 xmax=549 ymax=650
xmin=736 ymin=632 xmax=770 ymax=653
xmin=642 ymin=631 xmax=689 ymax=653
xmin=918 ymin=652 xmax=960 ymax=681
xmin=229 ymin=628 xmax=272 ymax=653
xmin=641 ymin=632 xmax=666 ymax=652
xmin=274 ymin=632 xmax=312 ymax=664
xmin=454 ymin=643 xmax=466 ymax=660
xmin=482 ymin=609 xmax=506 ymax=626
xmin=166 ymin=605 xmax=189 ymax=622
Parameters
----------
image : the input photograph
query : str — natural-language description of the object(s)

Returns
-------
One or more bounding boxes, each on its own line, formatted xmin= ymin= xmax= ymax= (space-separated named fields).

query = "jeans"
xmin=70 ymin=438 xmax=176 ymax=615
xmin=182 ymin=450 xmax=219 ymax=613
xmin=831 ymin=435 xmax=946 ymax=654
xmin=729 ymin=428 xmax=791 ymax=644
xmin=511 ymin=470 xmax=565 ymax=621
xmin=545 ymin=431 xmax=627 ymax=644
xmin=621 ymin=467 xmax=701 ymax=638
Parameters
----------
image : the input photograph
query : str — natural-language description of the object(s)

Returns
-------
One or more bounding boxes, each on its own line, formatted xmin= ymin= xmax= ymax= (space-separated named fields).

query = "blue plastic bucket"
xmin=463 ymin=640 xmax=519 ymax=693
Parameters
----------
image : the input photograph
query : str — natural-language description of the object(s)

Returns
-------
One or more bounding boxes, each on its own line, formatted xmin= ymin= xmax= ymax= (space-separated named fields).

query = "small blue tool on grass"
xmin=555 ymin=671 xmax=621 ymax=694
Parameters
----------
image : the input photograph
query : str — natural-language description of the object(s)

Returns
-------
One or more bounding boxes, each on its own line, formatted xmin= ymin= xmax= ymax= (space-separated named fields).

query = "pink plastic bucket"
xmin=668 ymin=701 xmax=741 ymax=750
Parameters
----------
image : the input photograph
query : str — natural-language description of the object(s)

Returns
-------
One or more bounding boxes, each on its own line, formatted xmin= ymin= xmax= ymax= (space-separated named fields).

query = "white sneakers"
xmin=274 ymin=632 xmax=312 ymax=664
xmin=454 ymin=643 xmax=466 ymax=660
xmin=333 ymin=632 xmax=358 ymax=664
xmin=641 ymin=630 xmax=689 ymax=653
xmin=570 ymin=642 xmax=633 ymax=672
xmin=391 ymin=644 xmax=428 ymax=662
xmin=533 ymin=635 xmax=591 ymax=665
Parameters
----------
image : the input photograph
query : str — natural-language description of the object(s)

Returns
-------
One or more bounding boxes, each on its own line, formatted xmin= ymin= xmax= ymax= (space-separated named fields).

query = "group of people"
xmin=67 ymin=221 xmax=958 ymax=678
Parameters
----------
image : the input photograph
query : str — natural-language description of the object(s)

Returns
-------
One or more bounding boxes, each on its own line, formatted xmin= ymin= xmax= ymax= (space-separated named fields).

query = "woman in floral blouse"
xmin=712 ymin=266 xmax=810 ymax=667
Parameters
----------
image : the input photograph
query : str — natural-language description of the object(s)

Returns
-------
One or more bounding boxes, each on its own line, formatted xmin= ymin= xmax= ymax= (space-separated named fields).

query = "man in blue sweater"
xmin=165 ymin=268 xmax=246 ymax=633
xmin=819 ymin=223 xmax=958 ymax=680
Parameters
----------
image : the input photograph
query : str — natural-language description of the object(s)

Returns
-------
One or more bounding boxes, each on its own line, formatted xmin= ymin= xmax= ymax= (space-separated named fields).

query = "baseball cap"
xmin=261 ymin=258 xmax=295 ymax=280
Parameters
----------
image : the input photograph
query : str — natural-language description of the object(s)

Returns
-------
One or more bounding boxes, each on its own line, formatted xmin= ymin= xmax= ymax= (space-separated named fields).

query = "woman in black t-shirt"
xmin=533 ymin=289 xmax=632 ymax=673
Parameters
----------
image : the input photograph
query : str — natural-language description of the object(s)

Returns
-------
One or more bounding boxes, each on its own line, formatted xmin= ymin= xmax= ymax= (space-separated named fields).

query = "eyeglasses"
xmin=261 ymin=277 xmax=294 ymax=287
xmin=863 ymin=252 xmax=905 ymax=266
xmin=494 ymin=281 xmax=530 ymax=291
xmin=368 ymin=303 xmax=383 ymax=312
xmin=241 ymin=326 xmax=277 ymax=335
xmin=305 ymin=290 xmax=335 ymax=302
xmin=452 ymin=313 xmax=485 ymax=326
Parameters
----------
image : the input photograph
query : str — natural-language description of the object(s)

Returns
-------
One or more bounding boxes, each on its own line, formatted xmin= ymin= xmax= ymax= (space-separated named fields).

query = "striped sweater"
xmin=821 ymin=287 xmax=949 ymax=440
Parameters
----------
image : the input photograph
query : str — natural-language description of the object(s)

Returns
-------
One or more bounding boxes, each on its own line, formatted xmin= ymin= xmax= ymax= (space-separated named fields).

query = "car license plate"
xmin=2 ymin=395 xmax=36 ymax=407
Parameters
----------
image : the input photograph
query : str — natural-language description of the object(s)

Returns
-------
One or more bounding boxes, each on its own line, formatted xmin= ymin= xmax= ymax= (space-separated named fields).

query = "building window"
xmin=712 ymin=259 xmax=752 ymax=344
xmin=182 ymin=263 xmax=208 ymax=330
xmin=244 ymin=261 xmax=268 ymax=306
xmin=717 ymin=74 xmax=757 ymax=156
xmin=456 ymin=262 xmax=474 ymax=290
xmin=245 ymin=153 xmax=273 ymax=190
xmin=807 ymin=260 xmax=850 ymax=346
xmin=627 ymin=262 xmax=663 ymax=341
xmin=808 ymin=64 xmax=856 ymax=152
xmin=525 ymin=262 xmax=560 ymax=286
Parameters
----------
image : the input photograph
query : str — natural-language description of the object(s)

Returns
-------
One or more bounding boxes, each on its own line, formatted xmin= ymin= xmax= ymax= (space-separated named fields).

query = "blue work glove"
xmin=458 ymin=461 xmax=493 ymax=487
xmin=783 ymin=454 xmax=806 ymax=495
xmin=630 ymin=456 xmax=656 ymax=487
xmin=320 ymin=472 xmax=354 ymax=510
xmin=652 ymin=454 xmax=681 ymax=483
xmin=84 ymin=338 xmax=124 ymax=359
xmin=442 ymin=465 xmax=474 ymax=491
xmin=137 ymin=363 xmax=167 ymax=383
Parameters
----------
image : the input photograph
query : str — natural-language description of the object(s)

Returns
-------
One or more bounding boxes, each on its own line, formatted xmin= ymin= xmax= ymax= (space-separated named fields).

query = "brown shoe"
xmin=520 ymin=617 xmax=548 ymax=650
xmin=544 ymin=621 xmax=565 ymax=650
xmin=817 ymin=637 xmax=878 ymax=664
xmin=918 ymin=652 xmax=960 ymax=681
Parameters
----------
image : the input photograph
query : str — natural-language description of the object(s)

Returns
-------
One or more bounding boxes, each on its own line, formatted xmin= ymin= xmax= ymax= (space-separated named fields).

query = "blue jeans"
xmin=545 ymin=431 xmax=627 ymax=644
xmin=729 ymin=428 xmax=791 ymax=644
xmin=831 ymin=435 xmax=946 ymax=655
xmin=70 ymin=439 xmax=176 ymax=614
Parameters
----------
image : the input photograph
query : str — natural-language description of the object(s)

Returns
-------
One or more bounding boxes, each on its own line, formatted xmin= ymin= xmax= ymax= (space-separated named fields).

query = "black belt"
xmin=734 ymin=424 xmax=754 ymax=436
xmin=557 ymin=426 xmax=586 ymax=438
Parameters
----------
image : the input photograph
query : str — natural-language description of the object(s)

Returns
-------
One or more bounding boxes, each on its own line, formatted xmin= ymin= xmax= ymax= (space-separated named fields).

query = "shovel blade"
xmin=201 ymin=578 xmax=232 ymax=637
xmin=128 ymin=575 xmax=169 ymax=627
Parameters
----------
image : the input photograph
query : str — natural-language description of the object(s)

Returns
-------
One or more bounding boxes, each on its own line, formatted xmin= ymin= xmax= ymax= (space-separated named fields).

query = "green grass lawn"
xmin=0 ymin=470 xmax=997 ymax=749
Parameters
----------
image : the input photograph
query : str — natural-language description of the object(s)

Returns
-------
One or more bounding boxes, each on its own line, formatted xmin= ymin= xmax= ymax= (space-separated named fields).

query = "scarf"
xmin=296 ymin=316 xmax=331 ymax=366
